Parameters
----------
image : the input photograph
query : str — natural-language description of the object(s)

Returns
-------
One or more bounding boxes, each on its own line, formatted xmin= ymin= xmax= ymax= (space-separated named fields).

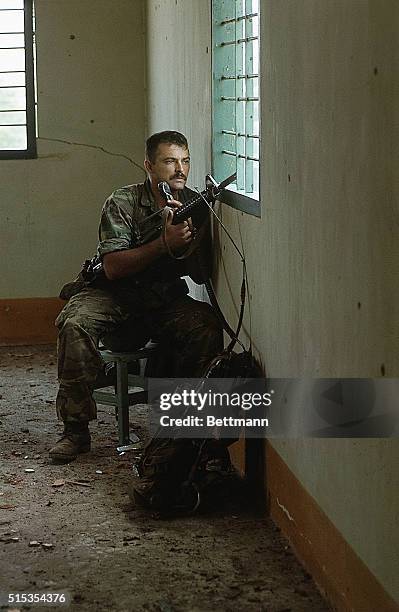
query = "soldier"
xmin=50 ymin=131 xmax=223 ymax=462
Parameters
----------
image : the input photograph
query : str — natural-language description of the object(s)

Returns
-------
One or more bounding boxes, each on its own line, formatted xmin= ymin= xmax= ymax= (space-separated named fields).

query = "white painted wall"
xmin=0 ymin=0 xmax=146 ymax=298
xmin=146 ymin=0 xmax=212 ymax=187
xmin=259 ymin=3 xmax=399 ymax=601
xmin=146 ymin=0 xmax=398 ymax=602
xmin=146 ymin=0 xmax=212 ymax=302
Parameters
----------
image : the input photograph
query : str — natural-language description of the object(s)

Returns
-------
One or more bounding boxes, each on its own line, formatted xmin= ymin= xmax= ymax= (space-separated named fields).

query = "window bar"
xmin=235 ymin=0 xmax=245 ymax=191
xmin=221 ymin=73 xmax=258 ymax=80
xmin=222 ymin=150 xmax=259 ymax=162
xmin=220 ymin=13 xmax=258 ymax=25
xmin=222 ymin=129 xmax=259 ymax=138
xmin=244 ymin=0 xmax=254 ymax=193
xmin=219 ymin=36 xmax=258 ymax=47
xmin=233 ymin=0 xmax=238 ymax=188
xmin=32 ymin=0 xmax=38 ymax=138
xmin=243 ymin=0 xmax=248 ymax=191
xmin=24 ymin=0 xmax=36 ymax=157
xmin=221 ymin=96 xmax=259 ymax=101
xmin=253 ymin=0 xmax=260 ymax=195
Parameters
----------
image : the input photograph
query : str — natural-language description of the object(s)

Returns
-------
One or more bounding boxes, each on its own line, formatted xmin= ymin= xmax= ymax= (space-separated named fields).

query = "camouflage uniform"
xmin=56 ymin=180 xmax=222 ymax=424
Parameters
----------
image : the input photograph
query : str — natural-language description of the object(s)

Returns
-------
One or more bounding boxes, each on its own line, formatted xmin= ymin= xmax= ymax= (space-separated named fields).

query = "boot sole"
xmin=49 ymin=445 xmax=91 ymax=463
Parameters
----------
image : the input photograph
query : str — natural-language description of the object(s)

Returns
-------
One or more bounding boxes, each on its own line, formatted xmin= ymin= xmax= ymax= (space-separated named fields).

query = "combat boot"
xmin=49 ymin=422 xmax=91 ymax=463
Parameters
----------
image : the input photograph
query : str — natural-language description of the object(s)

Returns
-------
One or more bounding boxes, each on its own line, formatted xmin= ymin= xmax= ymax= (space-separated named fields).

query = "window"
xmin=0 ymin=0 xmax=36 ymax=159
xmin=212 ymin=0 xmax=260 ymax=216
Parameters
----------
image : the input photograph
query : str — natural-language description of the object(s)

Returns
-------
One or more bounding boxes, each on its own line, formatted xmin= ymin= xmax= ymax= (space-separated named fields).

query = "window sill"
xmin=218 ymin=186 xmax=261 ymax=217
xmin=0 ymin=148 xmax=37 ymax=160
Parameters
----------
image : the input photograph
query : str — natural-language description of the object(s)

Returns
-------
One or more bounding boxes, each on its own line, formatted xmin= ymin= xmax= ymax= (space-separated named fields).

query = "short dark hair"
xmin=145 ymin=130 xmax=188 ymax=163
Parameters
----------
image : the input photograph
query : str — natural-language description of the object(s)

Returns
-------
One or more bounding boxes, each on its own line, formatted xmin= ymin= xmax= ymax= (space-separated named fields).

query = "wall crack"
xmin=38 ymin=137 xmax=145 ymax=174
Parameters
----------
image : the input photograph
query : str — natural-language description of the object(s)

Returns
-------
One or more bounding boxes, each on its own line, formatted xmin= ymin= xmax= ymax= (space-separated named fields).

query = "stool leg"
xmin=116 ymin=361 xmax=130 ymax=446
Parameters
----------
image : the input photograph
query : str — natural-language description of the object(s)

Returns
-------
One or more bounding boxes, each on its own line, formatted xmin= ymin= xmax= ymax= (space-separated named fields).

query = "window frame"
xmin=211 ymin=0 xmax=260 ymax=217
xmin=0 ymin=0 xmax=36 ymax=160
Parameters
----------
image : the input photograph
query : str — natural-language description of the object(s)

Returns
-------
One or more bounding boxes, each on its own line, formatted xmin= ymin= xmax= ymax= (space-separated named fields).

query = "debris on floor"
xmin=0 ymin=346 xmax=329 ymax=611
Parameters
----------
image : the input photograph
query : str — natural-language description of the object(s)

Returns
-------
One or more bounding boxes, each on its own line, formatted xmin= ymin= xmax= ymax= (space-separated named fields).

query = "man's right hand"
xmin=163 ymin=199 xmax=193 ymax=252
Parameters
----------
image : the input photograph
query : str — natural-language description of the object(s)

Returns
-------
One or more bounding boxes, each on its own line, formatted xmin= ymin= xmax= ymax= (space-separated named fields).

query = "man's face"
xmin=145 ymin=142 xmax=190 ymax=194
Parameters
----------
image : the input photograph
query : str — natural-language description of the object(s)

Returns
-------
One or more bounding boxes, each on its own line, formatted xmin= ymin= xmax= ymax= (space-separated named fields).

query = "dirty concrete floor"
xmin=0 ymin=346 xmax=330 ymax=612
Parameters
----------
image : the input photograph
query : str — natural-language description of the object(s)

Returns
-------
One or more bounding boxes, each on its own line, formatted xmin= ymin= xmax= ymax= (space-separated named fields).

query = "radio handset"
xmin=158 ymin=181 xmax=174 ymax=202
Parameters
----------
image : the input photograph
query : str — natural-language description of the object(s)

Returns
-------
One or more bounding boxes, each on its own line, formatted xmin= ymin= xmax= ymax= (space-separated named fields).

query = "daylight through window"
xmin=212 ymin=0 xmax=260 ymax=213
xmin=0 ymin=0 xmax=36 ymax=159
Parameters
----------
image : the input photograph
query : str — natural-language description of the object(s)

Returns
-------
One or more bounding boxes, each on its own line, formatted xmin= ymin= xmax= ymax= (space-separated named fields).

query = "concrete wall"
xmin=260 ymin=3 xmax=399 ymax=601
xmin=146 ymin=0 xmax=398 ymax=603
xmin=146 ymin=0 xmax=212 ymax=191
xmin=146 ymin=0 xmax=212 ymax=302
xmin=0 ymin=0 xmax=146 ymax=298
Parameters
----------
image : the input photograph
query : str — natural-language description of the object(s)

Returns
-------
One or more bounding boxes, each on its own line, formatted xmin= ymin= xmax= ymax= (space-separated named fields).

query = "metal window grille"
xmin=0 ymin=0 xmax=36 ymax=159
xmin=212 ymin=0 xmax=259 ymax=203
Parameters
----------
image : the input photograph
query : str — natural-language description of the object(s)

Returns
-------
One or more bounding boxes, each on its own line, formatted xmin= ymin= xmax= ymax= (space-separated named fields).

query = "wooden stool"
xmin=93 ymin=342 xmax=159 ymax=448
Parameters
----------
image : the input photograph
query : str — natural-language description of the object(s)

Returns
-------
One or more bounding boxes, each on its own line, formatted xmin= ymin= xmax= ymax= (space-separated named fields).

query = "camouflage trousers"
xmin=55 ymin=287 xmax=223 ymax=424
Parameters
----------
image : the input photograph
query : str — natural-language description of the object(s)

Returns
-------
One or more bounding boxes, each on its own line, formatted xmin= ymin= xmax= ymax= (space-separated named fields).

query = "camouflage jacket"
xmin=60 ymin=179 xmax=211 ymax=307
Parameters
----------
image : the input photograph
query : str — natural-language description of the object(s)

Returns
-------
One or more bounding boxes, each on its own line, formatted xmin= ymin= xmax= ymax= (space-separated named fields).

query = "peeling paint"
xmin=276 ymin=497 xmax=295 ymax=522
